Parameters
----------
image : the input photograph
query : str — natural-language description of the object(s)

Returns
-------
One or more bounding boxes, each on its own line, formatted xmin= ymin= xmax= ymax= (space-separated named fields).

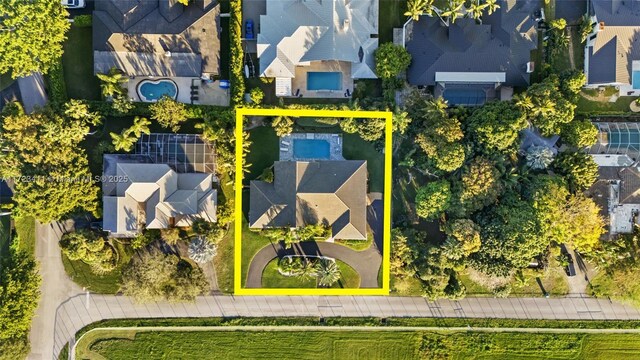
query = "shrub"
xmin=73 ymin=15 xmax=92 ymax=27
xmin=160 ymin=228 xmax=182 ymax=245
xmin=149 ymin=96 xmax=188 ymax=132
xmin=249 ymin=87 xmax=264 ymax=105
xmin=374 ymin=43 xmax=411 ymax=79
xmin=59 ymin=230 xmax=117 ymax=274
xmin=47 ymin=60 xmax=67 ymax=109
xmin=229 ymin=0 xmax=245 ymax=106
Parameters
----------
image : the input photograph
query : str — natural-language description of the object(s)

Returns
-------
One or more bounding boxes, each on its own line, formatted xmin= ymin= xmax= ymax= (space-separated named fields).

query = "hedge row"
xmin=46 ymin=59 xmax=68 ymax=110
xmin=229 ymin=0 xmax=245 ymax=106
xmin=85 ymin=100 xmax=230 ymax=120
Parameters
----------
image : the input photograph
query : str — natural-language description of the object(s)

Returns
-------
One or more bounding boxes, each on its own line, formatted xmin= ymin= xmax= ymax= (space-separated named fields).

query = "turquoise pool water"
xmin=293 ymin=139 xmax=331 ymax=159
xmin=633 ymin=71 xmax=640 ymax=89
xmin=443 ymin=88 xmax=486 ymax=106
xmin=307 ymin=72 xmax=342 ymax=91
xmin=138 ymin=79 xmax=178 ymax=101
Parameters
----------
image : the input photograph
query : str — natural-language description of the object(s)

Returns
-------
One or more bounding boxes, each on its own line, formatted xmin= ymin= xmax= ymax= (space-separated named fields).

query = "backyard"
xmin=76 ymin=327 xmax=640 ymax=359
xmin=62 ymin=24 xmax=101 ymax=101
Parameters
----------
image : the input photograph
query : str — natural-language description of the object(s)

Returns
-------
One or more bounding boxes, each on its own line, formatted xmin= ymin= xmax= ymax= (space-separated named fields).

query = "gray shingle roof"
xmin=249 ymin=160 xmax=368 ymax=240
xmin=587 ymin=0 xmax=640 ymax=85
xmin=93 ymin=0 xmax=220 ymax=76
xmin=405 ymin=0 xmax=538 ymax=87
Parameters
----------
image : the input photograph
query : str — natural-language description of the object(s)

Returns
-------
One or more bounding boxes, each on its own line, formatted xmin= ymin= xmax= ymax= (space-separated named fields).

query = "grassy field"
xmin=261 ymin=258 xmax=360 ymax=288
xmin=576 ymin=93 xmax=636 ymax=115
xmin=590 ymin=266 xmax=640 ymax=307
xmin=245 ymin=126 xmax=279 ymax=182
xmin=62 ymin=25 xmax=101 ymax=100
xmin=343 ymin=133 xmax=385 ymax=193
xmin=379 ymin=0 xmax=406 ymax=44
xmin=14 ymin=216 xmax=36 ymax=255
xmin=77 ymin=328 xmax=640 ymax=359
xmin=62 ymin=241 xmax=134 ymax=294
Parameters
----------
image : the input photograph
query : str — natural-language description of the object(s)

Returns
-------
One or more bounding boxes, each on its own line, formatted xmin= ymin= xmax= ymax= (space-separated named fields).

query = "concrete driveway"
xmin=17 ymin=73 xmax=48 ymax=114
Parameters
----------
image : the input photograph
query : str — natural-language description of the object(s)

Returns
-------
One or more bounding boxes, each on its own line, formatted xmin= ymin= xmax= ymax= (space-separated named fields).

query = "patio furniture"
xmin=191 ymin=90 xmax=199 ymax=95
xmin=191 ymin=85 xmax=199 ymax=90
xmin=219 ymin=80 xmax=230 ymax=89
xmin=280 ymin=147 xmax=288 ymax=151
xmin=281 ymin=141 xmax=290 ymax=146
xmin=191 ymin=95 xmax=199 ymax=101
xmin=345 ymin=89 xmax=351 ymax=97
xmin=294 ymin=88 xmax=300 ymax=97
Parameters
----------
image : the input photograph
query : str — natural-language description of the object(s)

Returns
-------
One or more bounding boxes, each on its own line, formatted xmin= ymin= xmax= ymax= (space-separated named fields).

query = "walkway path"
xmin=52 ymin=293 xmax=640 ymax=359
xmin=29 ymin=221 xmax=83 ymax=360
xmin=245 ymin=241 xmax=382 ymax=288
xmin=17 ymin=73 xmax=47 ymax=113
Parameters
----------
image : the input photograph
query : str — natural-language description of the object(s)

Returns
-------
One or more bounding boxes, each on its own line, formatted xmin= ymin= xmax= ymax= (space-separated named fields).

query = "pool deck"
xmin=126 ymin=76 xmax=230 ymax=106
xmin=291 ymin=61 xmax=354 ymax=99
xmin=279 ymin=133 xmax=344 ymax=161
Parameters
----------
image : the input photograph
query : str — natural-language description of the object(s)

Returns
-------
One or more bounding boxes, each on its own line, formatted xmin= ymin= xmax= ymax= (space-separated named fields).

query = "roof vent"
xmin=165 ymin=51 xmax=172 ymax=57
xmin=600 ymin=21 xmax=605 ymax=30
xmin=343 ymin=19 xmax=350 ymax=32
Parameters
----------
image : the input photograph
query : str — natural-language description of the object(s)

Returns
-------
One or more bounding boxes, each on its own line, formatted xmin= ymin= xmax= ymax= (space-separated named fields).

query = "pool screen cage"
xmin=135 ymin=133 xmax=216 ymax=173
xmin=590 ymin=122 xmax=640 ymax=156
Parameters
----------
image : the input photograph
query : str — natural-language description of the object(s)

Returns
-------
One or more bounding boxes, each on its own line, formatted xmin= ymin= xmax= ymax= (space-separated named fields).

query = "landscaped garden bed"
xmin=260 ymin=255 xmax=360 ymax=289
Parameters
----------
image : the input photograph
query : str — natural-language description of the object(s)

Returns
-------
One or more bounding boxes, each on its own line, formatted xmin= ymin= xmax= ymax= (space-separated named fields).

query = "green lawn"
xmin=261 ymin=258 xmax=360 ymax=288
xmin=245 ymin=126 xmax=279 ymax=182
xmin=62 ymin=25 xmax=101 ymax=100
xmin=590 ymin=266 xmax=640 ymax=307
xmin=77 ymin=328 xmax=640 ymax=359
xmin=14 ymin=216 xmax=36 ymax=255
xmin=576 ymin=93 xmax=636 ymax=115
xmin=379 ymin=0 xmax=406 ymax=44
xmin=213 ymin=174 xmax=234 ymax=293
xmin=343 ymin=133 xmax=385 ymax=193
xmin=62 ymin=241 xmax=134 ymax=294
xmin=240 ymin=218 xmax=274 ymax=287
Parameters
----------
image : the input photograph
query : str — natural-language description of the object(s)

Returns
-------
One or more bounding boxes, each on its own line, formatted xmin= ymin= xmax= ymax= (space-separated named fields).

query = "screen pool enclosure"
xmin=590 ymin=122 xmax=640 ymax=155
xmin=135 ymin=133 xmax=216 ymax=173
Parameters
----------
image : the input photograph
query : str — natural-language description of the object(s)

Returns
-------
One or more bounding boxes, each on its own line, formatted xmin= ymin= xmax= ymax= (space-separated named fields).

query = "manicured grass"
xmin=570 ymin=26 xmax=585 ymax=71
xmin=240 ymin=218 xmax=274 ymax=287
xmin=576 ymin=93 xmax=636 ymax=115
xmin=390 ymin=274 xmax=424 ymax=296
xmin=261 ymin=258 xmax=361 ymax=289
xmin=62 ymin=241 xmax=134 ymax=294
xmin=590 ymin=266 xmax=640 ymax=307
xmin=213 ymin=174 xmax=234 ymax=293
xmin=343 ymin=133 xmax=384 ymax=193
xmin=78 ymin=328 xmax=640 ymax=359
xmin=62 ymin=25 xmax=101 ymax=100
xmin=245 ymin=126 xmax=279 ymax=182
xmin=379 ymin=0 xmax=407 ymax=44
xmin=335 ymin=233 xmax=373 ymax=251
xmin=14 ymin=216 xmax=36 ymax=255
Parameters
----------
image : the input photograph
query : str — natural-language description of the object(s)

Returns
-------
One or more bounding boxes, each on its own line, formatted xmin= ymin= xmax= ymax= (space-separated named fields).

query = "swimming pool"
xmin=307 ymin=72 xmax=342 ymax=91
xmin=443 ymin=88 xmax=487 ymax=106
xmin=633 ymin=71 xmax=640 ymax=89
xmin=137 ymin=79 xmax=178 ymax=102
xmin=293 ymin=139 xmax=331 ymax=159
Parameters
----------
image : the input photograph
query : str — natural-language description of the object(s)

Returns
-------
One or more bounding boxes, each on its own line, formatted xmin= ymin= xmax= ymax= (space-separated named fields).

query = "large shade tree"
xmin=465 ymin=101 xmax=527 ymax=153
xmin=0 ymin=0 xmax=69 ymax=77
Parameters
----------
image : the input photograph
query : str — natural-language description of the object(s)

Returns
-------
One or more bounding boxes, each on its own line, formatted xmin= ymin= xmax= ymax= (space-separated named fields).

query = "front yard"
xmin=62 ymin=25 xmax=101 ymax=100
xmin=261 ymin=258 xmax=360 ymax=289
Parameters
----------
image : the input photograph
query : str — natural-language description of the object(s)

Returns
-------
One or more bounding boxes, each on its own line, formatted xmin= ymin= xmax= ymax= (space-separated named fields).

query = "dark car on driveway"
xmin=245 ymin=19 xmax=254 ymax=40
xmin=564 ymin=253 xmax=577 ymax=277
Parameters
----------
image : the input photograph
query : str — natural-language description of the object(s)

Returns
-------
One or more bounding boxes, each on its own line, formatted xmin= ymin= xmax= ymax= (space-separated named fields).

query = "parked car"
xmin=61 ymin=0 xmax=86 ymax=9
xmin=245 ymin=19 xmax=254 ymax=40
xmin=564 ymin=253 xmax=577 ymax=277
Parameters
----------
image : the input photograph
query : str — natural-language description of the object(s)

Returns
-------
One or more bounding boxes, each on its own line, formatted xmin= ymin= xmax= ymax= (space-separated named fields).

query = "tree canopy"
xmin=453 ymin=157 xmax=503 ymax=216
xmin=60 ymin=230 xmax=117 ymax=274
xmin=415 ymin=181 xmax=451 ymax=220
xmin=149 ymin=96 xmax=188 ymax=132
xmin=516 ymin=76 xmax=576 ymax=137
xmin=374 ymin=43 xmax=411 ymax=79
xmin=561 ymin=118 xmax=598 ymax=148
xmin=465 ymin=101 xmax=527 ymax=153
xmin=553 ymin=151 xmax=598 ymax=191
xmin=0 ymin=1 xmax=69 ymax=77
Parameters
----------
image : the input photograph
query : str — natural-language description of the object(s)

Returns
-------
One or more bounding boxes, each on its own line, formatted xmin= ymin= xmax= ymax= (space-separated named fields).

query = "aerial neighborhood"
xmin=4 ymin=0 xmax=640 ymax=359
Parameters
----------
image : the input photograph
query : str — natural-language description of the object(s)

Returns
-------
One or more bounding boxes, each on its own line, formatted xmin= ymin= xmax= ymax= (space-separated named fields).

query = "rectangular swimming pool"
xmin=307 ymin=72 xmax=342 ymax=91
xmin=443 ymin=88 xmax=487 ymax=106
xmin=293 ymin=139 xmax=331 ymax=159
xmin=633 ymin=71 xmax=640 ymax=89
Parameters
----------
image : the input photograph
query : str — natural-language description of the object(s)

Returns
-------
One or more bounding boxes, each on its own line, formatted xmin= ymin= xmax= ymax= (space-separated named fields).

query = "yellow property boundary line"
xmin=234 ymin=108 xmax=393 ymax=295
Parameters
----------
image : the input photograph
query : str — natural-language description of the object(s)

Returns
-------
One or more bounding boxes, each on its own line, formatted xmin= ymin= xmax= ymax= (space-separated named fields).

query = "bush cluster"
xmin=73 ymin=15 xmax=92 ymax=27
xmin=229 ymin=0 xmax=245 ymax=106
xmin=46 ymin=60 xmax=67 ymax=109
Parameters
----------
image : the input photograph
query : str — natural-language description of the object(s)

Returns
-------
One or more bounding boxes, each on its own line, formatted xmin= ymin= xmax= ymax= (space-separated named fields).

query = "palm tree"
xmin=441 ymin=0 xmax=465 ymax=24
xmin=484 ymin=0 xmax=500 ymax=15
xmin=468 ymin=1 xmax=487 ymax=21
xmin=97 ymin=67 xmax=127 ymax=99
xmin=526 ymin=145 xmax=555 ymax=170
xmin=128 ymin=116 xmax=151 ymax=137
xmin=110 ymin=131 xmax=137 ymax=152
xmin=272 ymin=115 xmax=294 ymax=137
xmin=315 ymin=259 xmax=341 ymax=287
xmin=404 ymin=0 xmax=434 ymax=20
xmin=514 ymin=94 xmax=534 ymax=112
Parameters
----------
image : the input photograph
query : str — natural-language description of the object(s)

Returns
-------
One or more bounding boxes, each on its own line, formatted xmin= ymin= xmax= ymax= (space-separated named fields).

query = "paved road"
xmin=246 ymin=241 xmax=382 ymax=288
xmin=52 ymin=293 xmax=640 ymax=359
xmin=29 ymin=221 xmax=82 ymax=360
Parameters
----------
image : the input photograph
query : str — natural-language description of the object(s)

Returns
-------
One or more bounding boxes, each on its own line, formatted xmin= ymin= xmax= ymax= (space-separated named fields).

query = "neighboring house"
xmin=249 ymin=160 xmax=368 ymax=240
xmin=404 ymin=0 xmax=539 ymax=105
xmin=584 ymin=0 xmax=640 ymax=95
xmin=93 ymin=0 xmax=227 ymax=105
xmin=256 ymin=0 xmax=379 ymax=98
xmin=588 ymin=122 xmax=640 ymax=237
xmin=102 ymin=133 xmax=217 ymax=237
